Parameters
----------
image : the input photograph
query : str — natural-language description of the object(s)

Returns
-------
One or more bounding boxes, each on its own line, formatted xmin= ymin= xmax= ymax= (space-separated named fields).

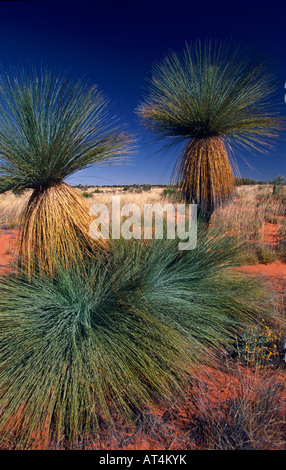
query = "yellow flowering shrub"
xmin=239 ymin=320 xmax=284 ymax=368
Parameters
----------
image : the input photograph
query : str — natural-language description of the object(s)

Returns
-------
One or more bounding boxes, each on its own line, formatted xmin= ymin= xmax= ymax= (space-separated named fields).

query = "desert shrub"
xmin=82 ymin=191 xmax=94 ymax=198
xmin=255 ymin=245 xmax=279 ymax=264
xmin=162 ymin=186 xmax=183 ymax=202
xmin=0 ymin=224 xmax=274 ymax=448
xmin=271 ymin=175 xmax=286 ymax=196
xmin=235 ymin=243 xmax=280 ymax=266
xmin=93 ymin=189 xmax=103 ymax=194
xmin=237 ymin=320 xmax=284 ymax=368
xmin=142 ymin=184 xmax=152 ymax=192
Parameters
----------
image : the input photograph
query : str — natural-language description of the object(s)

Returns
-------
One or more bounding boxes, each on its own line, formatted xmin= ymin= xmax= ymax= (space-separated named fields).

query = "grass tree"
xmin=0 ymin=226 xmax=272 ymax=448
xmin=0 ymin=66 xmax=132 ymax=274
xmin=136 ymin=40 xmax=283 ymax=219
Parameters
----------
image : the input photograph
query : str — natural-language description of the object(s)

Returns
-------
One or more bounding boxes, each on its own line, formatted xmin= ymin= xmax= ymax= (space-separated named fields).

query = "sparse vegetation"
xmin=188 ymin=365 xmax=286 ymax=450
xmin=161 ymin=185 xmax=183 ymax=202
xmin=0 ymin=182 xmax=285 ymax=450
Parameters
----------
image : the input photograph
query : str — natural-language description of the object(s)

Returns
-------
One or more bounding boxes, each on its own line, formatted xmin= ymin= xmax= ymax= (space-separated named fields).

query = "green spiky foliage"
xmin=0 ymin=224 xmax=272 ymax=448
xmin=136 ymin=39 xmax=283 ymax=218
xmin=0 ymin=65 xmax=132 ymax=273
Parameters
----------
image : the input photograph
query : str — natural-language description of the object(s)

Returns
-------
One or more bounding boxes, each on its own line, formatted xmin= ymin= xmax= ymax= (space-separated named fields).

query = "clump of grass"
xmin=0 ymin=253 xmax=192 ymax=448
xmin=211 ymin=200 xmax=265 ymax=239
xmin=255 ymin=244 xmax=280 ymax=264
xmin=234 ymin=243 xmax=280 ymax=266
xmin=93 ymin=188 xmax=104 ymax=194
xmin=246 ymin=243 xmax=279 ymax=265
xmin=188 ymin=365 xmax=286 ymax=450
xmin=161 ymin=186 xmax=183 ymax=202
xmin=0 ymin=224 xmax=273 ymax=448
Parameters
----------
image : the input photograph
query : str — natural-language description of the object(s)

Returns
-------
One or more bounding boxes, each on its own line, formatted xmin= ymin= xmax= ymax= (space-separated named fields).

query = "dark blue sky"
xmin=0 ymin=0 xmax=285 ymax=185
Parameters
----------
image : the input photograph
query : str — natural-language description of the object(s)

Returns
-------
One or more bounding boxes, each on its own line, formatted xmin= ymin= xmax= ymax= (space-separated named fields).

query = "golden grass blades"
xmin=175 ymin=136 xmax=235 ymax=213
xmin=18 ymin=182 xmax=108 ymax=276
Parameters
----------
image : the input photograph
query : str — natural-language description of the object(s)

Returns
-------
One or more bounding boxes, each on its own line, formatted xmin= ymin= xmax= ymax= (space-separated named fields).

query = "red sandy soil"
xmin=260 ymin=219 xmax=284 ymax=245
xmin=238 ymin=220 xmax=286 ymax=291
xmin=83 ymin=365 xmax=286 ymax=451
xmin=0 ymin=226 xmax=285 ymax=450
xmin=238 ymin=262 xmax=286 ymax=279
xmin=0 ymin=228 xmax=19 ymax=274
xmin=2 ymin=225 xmax=285 ymax=280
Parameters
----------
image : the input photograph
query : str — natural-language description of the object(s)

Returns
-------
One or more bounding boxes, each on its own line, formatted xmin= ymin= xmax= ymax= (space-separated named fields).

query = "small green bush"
xmin=0 ymin=225 xmax=273 ymax=448
xmin=235 ymin=243 xmax=279 ymax=265
xmin=162 ymin=186 xmax=183 ymax=202
xmin=237 ymin=320 xmax=284 ymax=368
xmin=142 ymin=184 xmax=151 ymax=192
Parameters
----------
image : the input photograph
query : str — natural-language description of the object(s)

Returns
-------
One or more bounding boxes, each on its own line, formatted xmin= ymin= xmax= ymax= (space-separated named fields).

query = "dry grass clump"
xmin=187 ymin=364 xmax=286 ymax=450
xmin=0 ymin=190 xmax=30 ymax=228
xmin=19 ymin=182 xmax=107 ymax=275
xmin=176 ymin=136 xmax=235 ymax=214
xmin=210 ymin=184 xmax=286 ymax=264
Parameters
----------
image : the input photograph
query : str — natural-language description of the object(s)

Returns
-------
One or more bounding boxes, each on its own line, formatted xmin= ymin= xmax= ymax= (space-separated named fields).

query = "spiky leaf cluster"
xmin=0 ymin=226 xmax=272 ymax=447
xmin=136 ymin=40 xmax=283 ymax=152
xmin=0 ymin=66 xmax=132 ymax=193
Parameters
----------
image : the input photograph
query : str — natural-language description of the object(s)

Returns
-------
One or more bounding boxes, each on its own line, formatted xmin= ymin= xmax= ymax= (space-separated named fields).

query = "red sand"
xmin=260 ymin=220 xmax=283 ymax=245
xmin=238 ymin=262 xmax=286 ymax=279
xmin=0 ymin=228 xmax=19 ymax=274
xmin=1 ymin=224 xmax=285 ymax=279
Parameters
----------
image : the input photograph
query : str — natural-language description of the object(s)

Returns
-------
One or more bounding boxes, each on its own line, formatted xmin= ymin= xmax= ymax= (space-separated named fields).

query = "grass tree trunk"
xmin=177 ymin=136 xmax=235 ymax=222
xmin=19 ymin=182 xmax=106 ymax=275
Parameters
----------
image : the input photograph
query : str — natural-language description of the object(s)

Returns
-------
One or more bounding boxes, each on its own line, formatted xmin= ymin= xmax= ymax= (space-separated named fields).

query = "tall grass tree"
xmin=0 ymin=65 xmax=132 ymax=274
xmin=136 ymin=40 xmax=283 ymax=219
